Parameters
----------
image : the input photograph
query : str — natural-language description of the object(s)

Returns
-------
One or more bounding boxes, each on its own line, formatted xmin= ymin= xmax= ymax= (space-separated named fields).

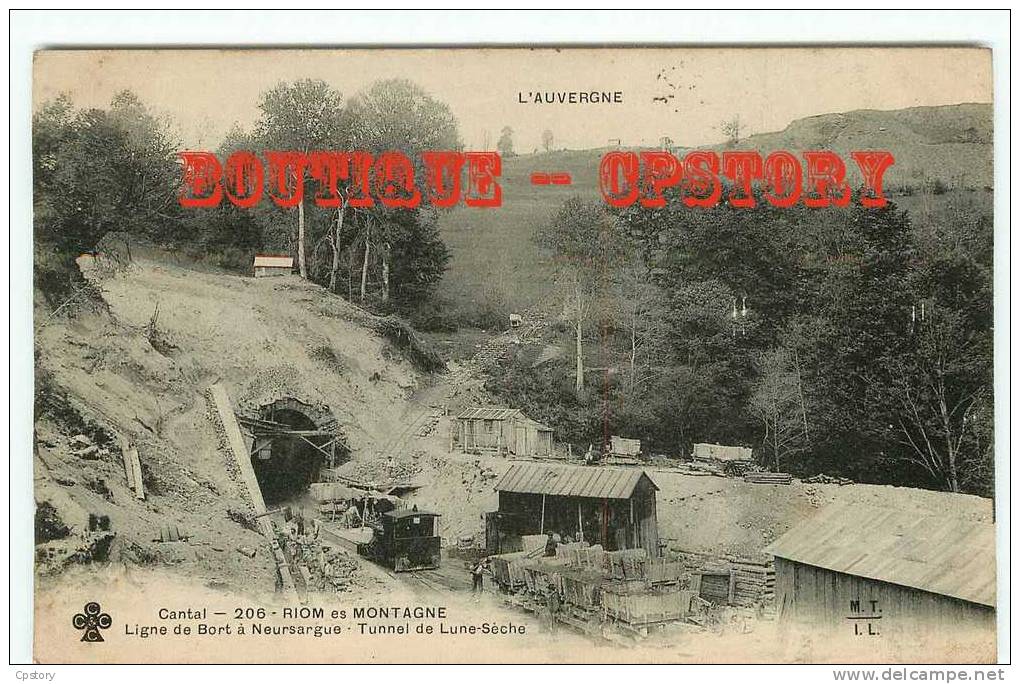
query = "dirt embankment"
xmin=648 ymin=470 xmax=993 ymax=559
xmin=34 ymin=253 xmax=431 ymax=593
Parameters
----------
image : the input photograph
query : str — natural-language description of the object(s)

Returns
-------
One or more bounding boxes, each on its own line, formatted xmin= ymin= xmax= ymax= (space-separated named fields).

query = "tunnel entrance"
xmin=238 ymin=399 xmax=347 ymax=507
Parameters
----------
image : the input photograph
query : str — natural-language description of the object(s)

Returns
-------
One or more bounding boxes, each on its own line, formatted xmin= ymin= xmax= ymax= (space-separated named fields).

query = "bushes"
xmin=405 ymin=297 xmax=460 ymax=333
xmin=33 ymin=244 xmax=105 ymax=313
xmin=402 ymin=288 xmax=514 ymax=333
xmin=454 ymin=284 xmax=512 ymax=331
xmin=484 ymin=355 xmax=601 ymax=447
xmin=35 ymin=501 xmax=70 ymax=544
xmin=372 ymin=315 xmax=447 ymax=373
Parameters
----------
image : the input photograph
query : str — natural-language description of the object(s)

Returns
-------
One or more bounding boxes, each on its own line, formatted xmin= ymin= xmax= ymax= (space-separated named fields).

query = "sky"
xmin=33 ymin=47 xmax=992 ymax=152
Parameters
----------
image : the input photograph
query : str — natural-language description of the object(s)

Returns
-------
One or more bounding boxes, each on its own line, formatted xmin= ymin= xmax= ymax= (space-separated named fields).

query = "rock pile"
xmin=291 ymin=540 xmax=360 ymax=593
xmin=340 ymin=452 xmax=425 ymax=484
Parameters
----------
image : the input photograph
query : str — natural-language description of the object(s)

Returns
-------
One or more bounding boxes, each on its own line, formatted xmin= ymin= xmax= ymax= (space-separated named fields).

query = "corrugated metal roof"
xmin=493 ymin=462 xmax=658 ymax=500
xmin=455 ymin=407 xmax=552 ymax=431
xmin=764 ymin=502 xmax=995 ymax=607
xmin=456 ymin=407 xmax=522 ymax=421
xmin=253 ymin=255 xmax=294 ymax=268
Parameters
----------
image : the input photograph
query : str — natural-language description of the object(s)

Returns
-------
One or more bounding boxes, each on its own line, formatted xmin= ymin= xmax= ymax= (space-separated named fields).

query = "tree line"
xmin=33 ymin=79 xmax=460 ymax=320
xmin=487 ymin=187 xmax=993 ymax=496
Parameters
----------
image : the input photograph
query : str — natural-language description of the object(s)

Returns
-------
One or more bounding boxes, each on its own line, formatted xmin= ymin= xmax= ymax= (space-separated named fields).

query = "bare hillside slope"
xmin=34 ymin=253 xmax=429 ymax=591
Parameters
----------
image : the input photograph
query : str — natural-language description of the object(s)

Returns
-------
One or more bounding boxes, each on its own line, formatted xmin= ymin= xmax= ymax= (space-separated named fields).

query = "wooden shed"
xmin=765 ymin=502 xmax=995 ymax=643
xmin=253 ymin=254 xmax=294 ymax=278
xmin=454 ymin=407 xmax=553 ymax=457
xmin=486 ymin=462 xmax=659 ymax=558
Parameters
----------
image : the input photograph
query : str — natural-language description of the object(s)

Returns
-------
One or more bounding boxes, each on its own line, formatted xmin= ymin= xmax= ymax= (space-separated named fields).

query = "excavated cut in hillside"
xmin=33 ymin=250 xmax=432 ymax=592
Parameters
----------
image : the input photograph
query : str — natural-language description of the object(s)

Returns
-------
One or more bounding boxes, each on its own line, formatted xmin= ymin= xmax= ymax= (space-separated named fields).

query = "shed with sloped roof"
xmin=252 ymin=254 xmax=294 ymax=278
xmin=454 ymin=407 xmax=553 ymax=457
xmin=764 ymin=502 xmax=995 ymax=640
xmin=486 ymin=462 xmax=659 ymax=557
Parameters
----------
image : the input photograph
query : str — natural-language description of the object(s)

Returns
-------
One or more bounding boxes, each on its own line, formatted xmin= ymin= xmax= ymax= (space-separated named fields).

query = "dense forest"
xmin=32 ymin=82 xmax=995 ymax=497
xmin=486 ymin=188 xmax=994 ymax=496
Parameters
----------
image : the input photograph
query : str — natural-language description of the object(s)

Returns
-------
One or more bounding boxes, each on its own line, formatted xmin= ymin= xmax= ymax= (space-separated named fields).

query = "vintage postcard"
xmin=29 ymin=45 xmax=998 ymax=664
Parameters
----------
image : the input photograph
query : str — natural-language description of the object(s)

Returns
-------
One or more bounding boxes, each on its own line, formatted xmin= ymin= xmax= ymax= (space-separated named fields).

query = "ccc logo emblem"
xmin=73 ymin=602 xmax=112 ymax=642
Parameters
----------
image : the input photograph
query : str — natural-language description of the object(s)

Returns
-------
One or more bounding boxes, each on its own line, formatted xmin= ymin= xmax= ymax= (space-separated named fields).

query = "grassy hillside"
xmin=437 ymin=148 xmax=606 ymax=317
xmin=728 ymin=103 xmax=992 ymax=190
xmin=436 ymin=103 xmax=993 ymax=315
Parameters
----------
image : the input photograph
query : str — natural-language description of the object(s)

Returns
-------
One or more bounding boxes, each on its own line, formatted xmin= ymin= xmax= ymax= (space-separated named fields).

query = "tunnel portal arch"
xmin=239 ymin=398 xmax=347 ymax=507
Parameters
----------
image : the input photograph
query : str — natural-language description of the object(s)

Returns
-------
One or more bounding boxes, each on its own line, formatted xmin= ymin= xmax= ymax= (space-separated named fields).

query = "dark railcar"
xmin=363 ymin=509 xmax=441 ymax=572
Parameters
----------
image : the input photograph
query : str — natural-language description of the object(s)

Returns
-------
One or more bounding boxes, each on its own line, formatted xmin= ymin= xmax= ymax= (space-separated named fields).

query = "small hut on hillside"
xmin=253 ymin=255 xmax=294 ymax=278
xmin=454 ymin=407 xmax=553 ymax=457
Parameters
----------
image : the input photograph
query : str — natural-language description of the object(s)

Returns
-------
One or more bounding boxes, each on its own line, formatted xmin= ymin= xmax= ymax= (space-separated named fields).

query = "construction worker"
xmin=322 ymin=556 xmax=334 ymax=591
xmin=340 ymin=502 xmax=362 ymax=529
xmin=544 ymin=583 xmax=560 ymax=633
xmin=470 ymin=558 xmax=487 ymax=593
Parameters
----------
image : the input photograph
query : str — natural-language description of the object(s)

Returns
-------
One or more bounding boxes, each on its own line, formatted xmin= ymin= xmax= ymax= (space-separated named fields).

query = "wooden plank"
xmin=209 ymin=383 xmax=267 ymax=516
xmin=270 ymin=534 xmax=298 ymax=597
xmin=128 ymin=447 xmax=145 ymax=500
xmin=119 ymin=440 xmax=136 ymax=490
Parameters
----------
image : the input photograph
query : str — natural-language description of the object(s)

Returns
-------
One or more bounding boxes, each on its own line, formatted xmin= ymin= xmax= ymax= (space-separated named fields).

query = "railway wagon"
xmin=490 ymin=551 xmax=531 ymax=591
xmin=601 ymin=584 xmax=697 ymax=626
xmin=362 ymin=509 xmax=442 ymax=572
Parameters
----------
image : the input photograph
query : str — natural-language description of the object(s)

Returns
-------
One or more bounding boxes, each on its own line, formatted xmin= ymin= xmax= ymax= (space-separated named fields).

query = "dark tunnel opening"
xmin=250 ymin=407 xmax=326 ymax=507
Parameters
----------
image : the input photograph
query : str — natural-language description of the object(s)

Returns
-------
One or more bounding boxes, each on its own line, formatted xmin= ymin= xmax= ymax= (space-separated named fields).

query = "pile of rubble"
xmin=803 ymin=473 xmax=854 ymax=486
xmin=339 ymin=452 xmax=424 ymax=484
xmin=67 ymin=433 xmax=111 ymax=461
xmin=287 ymin=534 xmax=360 ymax=593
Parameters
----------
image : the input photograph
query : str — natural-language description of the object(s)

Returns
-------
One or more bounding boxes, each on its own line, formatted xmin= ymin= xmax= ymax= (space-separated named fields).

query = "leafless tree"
xmin=612 ymin=257 xmax=667 ymax=393
xmin=327 ymin=188 xmax=349 ymax=293
xmin=881 ymin=312 xmax=991 ymax=493
xmin=542 ymin=129 xmax=554 ymax=153
xmin=749 ymin=349 xmax=806 ymax=471
xmin=557 ymin=267 xmax=598 ymax=395
xmin=537 ymin=198 xmax=626 ymax=398
xmin=720 ymin=115 xmax=743 ymax=147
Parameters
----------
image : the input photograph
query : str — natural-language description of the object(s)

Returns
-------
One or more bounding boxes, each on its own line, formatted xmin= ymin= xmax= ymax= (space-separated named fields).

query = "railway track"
xmin=384 ymin=568 xmax=448 ymax=595
xmin=384 ymin=563 xmax=474 ymax=596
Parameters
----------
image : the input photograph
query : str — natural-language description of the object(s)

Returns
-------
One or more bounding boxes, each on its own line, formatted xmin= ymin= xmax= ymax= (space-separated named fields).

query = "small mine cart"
xmin=364 ymin=509 xmax=442 ymax=572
